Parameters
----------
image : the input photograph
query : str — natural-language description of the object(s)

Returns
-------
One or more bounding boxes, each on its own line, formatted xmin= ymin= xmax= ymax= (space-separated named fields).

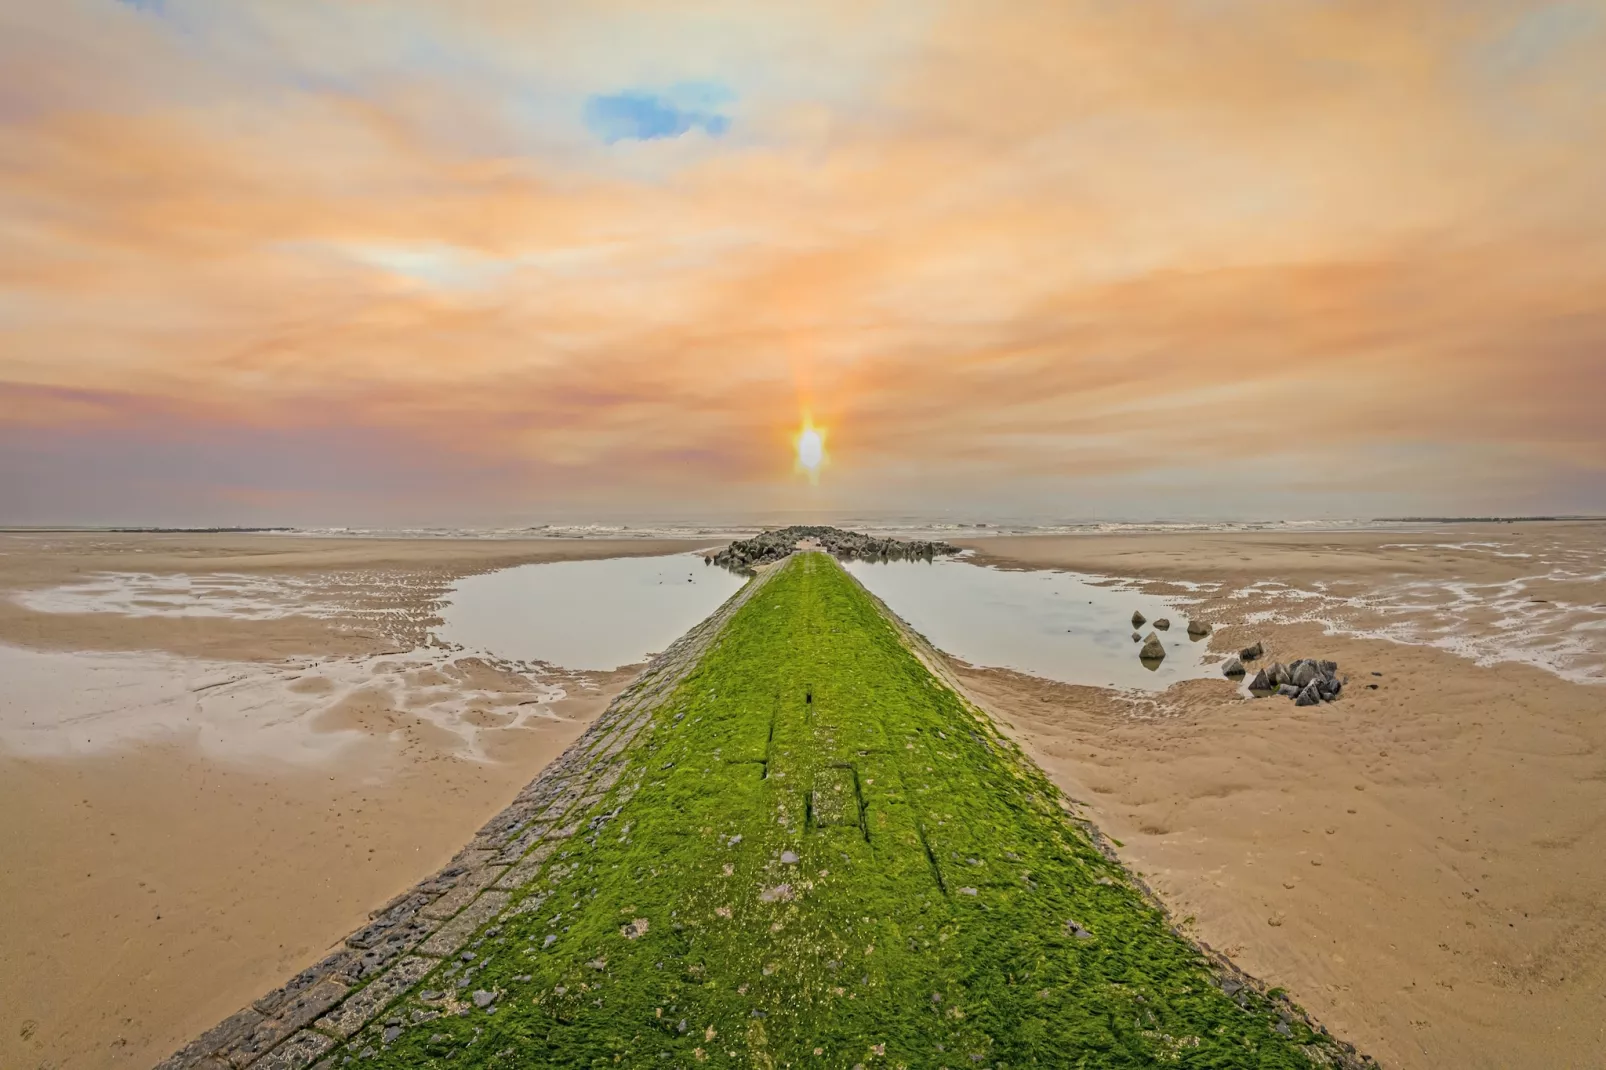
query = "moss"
xmin=345 ymin=553 xmax=1348 ymax=1068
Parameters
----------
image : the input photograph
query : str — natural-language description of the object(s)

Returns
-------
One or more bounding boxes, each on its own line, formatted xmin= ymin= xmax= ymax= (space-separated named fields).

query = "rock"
xmin=471 ymin=989 xmax=497 ymax=1009
xmin=1275 ymin=683 xmax=1300 ymax=697
xmin=780 ymin=850 xmax=799 ymax=864
xmin=1247 ymin=668 xmax=1271 ymax=691
xmin=1320 ymin=660 xmax=1339 ymax=675
xmin=1240 ymin=641 xmax=1264 ymax=661
xmin=1132 ymin=632 xmax=1142 ymax=642
xmin=1290 ymin=662 xmax=1319 ymax=689
xmin=1187 ymin=620 xmax=1211 ymax=637
xmin=543 ymin=934 xmax=557 ymax=948
xmin=1065 ymin=919 xmax=1095 ymax=940
xmin=1153 ymin=618 xmax=1171 ymax=630
xmin=1222 ymin=657 xmax=1245 ymax=677
xmin=1320 ymin=678 xmax=1342 ymax=699
xmin=1139 ymin=634 xmax=1166 ymax=661
xmin=1132 ymin=610 xmax=1146 ymax=627
xmin=1268 ymin=662 xmax=1290 ymax=687
xmin=1295 ymin=682 xmax=1322 ymax=707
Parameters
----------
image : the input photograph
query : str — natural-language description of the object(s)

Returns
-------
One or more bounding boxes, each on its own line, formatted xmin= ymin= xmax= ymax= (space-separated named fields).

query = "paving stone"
xmin=314 ymin=956 xmax=435 ymax=1038
xmin=495 ymin=822 xmax=550 ymax=864
xmin=421 ymin=866 xmax=509 ymax=919
xmin=346 ymin=894 xmax=430 ymax=949
xmin=252 ymin=949 xmax=358 ymax=1015
xmin=418 ymin=891 xmax=511 ymax=957
xmin=154 ymin=1007 xmax=265 ymax=1069
xmin=447 ymin=848 xmax=498 ymax=871
xmin=346 ymin=915 xmax=434 ymax=980
xmin=496 ymin=851 xmax=550 ymax=890
xmin=223 ymin=979 xmax=347 ymax=1066
xmin=249 ymin=1030 xmax=335 ymax=1070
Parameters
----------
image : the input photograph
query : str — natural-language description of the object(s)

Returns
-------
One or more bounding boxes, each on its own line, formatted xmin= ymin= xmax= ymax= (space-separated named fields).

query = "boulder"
xmin=1275 ymin=683 xmax=1300 ymax=697
xmin=1320 ymin=677 xmax=1342 ymax=699
xmin=1186 ymin=619 xmax=1212 ymax=637
xmin=1294 ymin=682 xmax=1323 ymax=707
xmin=1154 ymin=618 xmax=1171 ymax=630
xmin=1290 ymin=662 xmax=1320 ymax=689
xmin=1240 ymin=641 xmax=1264 ymax=661
xmin=1320 ymin=660 xmax=1339 ymax=675
xmin=1132 ymin=631 xmax=1142 ymax=642
xmin=1222 ymin=656 xmax=1245 ymax=677
xmin=1247 ymin=668 xmax=1271 ymax=690
xmin=1268 ymin=662 xmax=1290 ymax=687
xmin=1131 ymin=611 xmax=1146 ymax=628
xmin=1139 ymin=633 xmax=1166 ymax=661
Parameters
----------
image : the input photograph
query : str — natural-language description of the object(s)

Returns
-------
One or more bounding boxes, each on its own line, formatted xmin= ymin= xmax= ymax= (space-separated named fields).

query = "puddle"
xmin=0 ymin=643 xmax=569 ymax=764
xmin=434 ymin=553 xmax=746 ymax=670
xmin=844 ymin=558 xmax=1214 ymax=690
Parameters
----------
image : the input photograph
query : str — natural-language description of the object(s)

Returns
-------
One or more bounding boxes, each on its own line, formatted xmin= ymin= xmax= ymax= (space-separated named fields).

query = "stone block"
xmin=417 ymin=890 xmax=509 ymax=957
xmin=314 ymin=955 xmax=435 ymax=1038
xmin=249 ymin=1030 xmax=334 ymax=1070
xmin=421 ymin=866 xmax=508 ymax=919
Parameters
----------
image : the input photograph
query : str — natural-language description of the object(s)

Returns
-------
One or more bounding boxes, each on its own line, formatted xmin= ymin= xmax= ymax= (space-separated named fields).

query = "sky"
xmin=2 ymin=0 xmax=1604 ymax=526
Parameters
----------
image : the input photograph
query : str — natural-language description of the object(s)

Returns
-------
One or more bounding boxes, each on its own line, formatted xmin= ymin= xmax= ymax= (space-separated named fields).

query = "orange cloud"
xmin=1 ymin=0 xmax=1603 ymax=522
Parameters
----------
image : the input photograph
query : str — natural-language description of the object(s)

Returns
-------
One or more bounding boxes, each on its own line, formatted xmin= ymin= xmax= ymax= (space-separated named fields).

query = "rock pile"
xmin=707 ymin=526 xmax=959 ymax=571
xmin=1246 ymin=659 xmax=1344 ymax=706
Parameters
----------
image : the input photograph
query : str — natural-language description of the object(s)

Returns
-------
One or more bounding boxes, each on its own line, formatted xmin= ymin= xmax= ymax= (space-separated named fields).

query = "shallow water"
xmin=434 ymin=553 xmax=745 ymax=670
xmin=0 ymin=643 xmax=564 ymax=764
xmin=845 ymin=557 xmax=1213 ymax=690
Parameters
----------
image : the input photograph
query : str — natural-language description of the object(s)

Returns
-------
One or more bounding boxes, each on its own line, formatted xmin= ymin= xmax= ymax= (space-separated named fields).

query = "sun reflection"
xmin=794 ymin=418 xmax=828 ymax=483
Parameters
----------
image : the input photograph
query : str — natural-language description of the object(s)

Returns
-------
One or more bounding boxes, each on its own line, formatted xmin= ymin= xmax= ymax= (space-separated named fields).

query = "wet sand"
xmin=0 ymin=533 xmax=707 ymax=1070
xmin=954 ymin=522 xmax=1606 ymax=1069
xmin=0 ymin=532 xmax=708 ymax=662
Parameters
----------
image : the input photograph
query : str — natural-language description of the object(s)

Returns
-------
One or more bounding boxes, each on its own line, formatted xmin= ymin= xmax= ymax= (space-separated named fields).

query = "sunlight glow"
xmin=794 ymin=419 xmax=828 ymax=483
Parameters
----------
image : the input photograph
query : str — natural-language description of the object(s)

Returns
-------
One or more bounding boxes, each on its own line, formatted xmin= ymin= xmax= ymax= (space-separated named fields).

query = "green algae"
xmin=343 ymin=553 xmax=1353 ymax=1068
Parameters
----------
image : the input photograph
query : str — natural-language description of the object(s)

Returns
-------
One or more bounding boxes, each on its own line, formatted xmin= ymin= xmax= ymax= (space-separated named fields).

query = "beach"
xmin=0 ymin=533 xmax=709 ymax=1070
xmin=954 ymin=522 xmax=1606 ymax=1069
xmin=4 ymin=523 xmax=1605 ymax=1068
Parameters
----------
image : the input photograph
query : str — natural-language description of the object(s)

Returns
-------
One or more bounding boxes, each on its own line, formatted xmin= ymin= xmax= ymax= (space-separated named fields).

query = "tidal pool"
xmin=845 ymin=557 xmax=1214 ymax=690
xmin=434 ymin=553 xmax=745 ymax=670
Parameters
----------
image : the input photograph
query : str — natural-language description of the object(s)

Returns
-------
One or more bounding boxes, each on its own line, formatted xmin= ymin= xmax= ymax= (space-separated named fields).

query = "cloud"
xmin=0 ymin=1 xmax=1603 ymax=524
xmin=583 ymin=86 xmax=733 ymax=143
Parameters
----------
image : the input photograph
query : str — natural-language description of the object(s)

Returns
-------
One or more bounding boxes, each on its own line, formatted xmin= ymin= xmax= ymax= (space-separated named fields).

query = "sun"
xmin=794 ymin=419 xmax=828 ymax=483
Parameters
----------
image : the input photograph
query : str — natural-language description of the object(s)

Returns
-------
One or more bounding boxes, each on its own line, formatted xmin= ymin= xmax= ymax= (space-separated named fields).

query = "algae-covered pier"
xmin=160 ymin=550 xmax=1369 ymax=1069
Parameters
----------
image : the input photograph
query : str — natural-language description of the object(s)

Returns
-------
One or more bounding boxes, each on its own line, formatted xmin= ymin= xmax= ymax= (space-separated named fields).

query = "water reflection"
xmin=435 ymin=553 xmax=746 ymax=670
xmin=844 ymin=557 xmax=1212 ymax=690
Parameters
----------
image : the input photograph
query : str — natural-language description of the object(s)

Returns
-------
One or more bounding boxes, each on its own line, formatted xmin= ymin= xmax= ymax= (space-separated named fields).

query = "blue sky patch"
xmin=583 ymin=85 xmax=734 ymax=144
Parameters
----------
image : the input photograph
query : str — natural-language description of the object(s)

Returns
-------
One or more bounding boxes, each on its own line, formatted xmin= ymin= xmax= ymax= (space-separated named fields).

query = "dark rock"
xmin=1065 ymin=919 xmax=1095 ymax=940
xmin=1291 ymin=662 xmax=1319 ymax=689
xmin=1276 ymin=684 xmax=1300 ymax=697
xmin=1132 ymin=610 xmax=1146 ymax=628
xmin=1295 ymin=683 xmax=1322 ymax=707
xmin=1153 ymin=618 xmax=1171 ymax=630
xmin=1132 ymin=632 xmax=1142 ymax=642
xmin=1268 ymin=662 xmax=1290 ymax=687
xmin=471 ymin=990 xmax=497 ymax=1009
xmin=1222 ymin=656 xmax=1245 ymax=677
xmin=709 ymin=526 xmax=958 ymax=571
xmin=1240 ymin=641 xmax=1264 ymax=661
xmin=1247 ymin=668 xmax=1271 ymax=691
xmin=1320 ymin=660 xmax=1339 ymax=675
xmin=1139 ymin=634 xmax=1166 ymax=661
xmin=1186 ymin=620 xmax=1211 ymax=637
